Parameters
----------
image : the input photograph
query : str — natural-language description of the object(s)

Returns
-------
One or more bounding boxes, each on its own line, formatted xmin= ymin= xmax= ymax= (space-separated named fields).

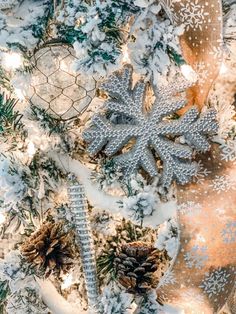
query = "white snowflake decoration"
xmin=177 ymin=201 xmax=202 ymax=217
xmin=210 ymin=175 xmax=236 ymax=193
xmin=158 ymin=270 xmax=177 ymax=287
xmin=200 ymin=268 xmax=231 ymax=298
xmin=184 ymin=245 xmax=208 ymax=269
xmin=175 ymin=0 xmax=209 ymax=31
xmin=193 ymin=160 xmax=211 ymax=183
xmin=83 ymin=65 xmax=218 ymax=187
xmin=221 ymin=221 xmax=236 ymax=244
xmin=181 ymin=289 xmax=205 ymax=306
xmin=220 ymin=139 xmax=236 ymax=163
xmin=193 ymin=61 xmax=209 ymax=85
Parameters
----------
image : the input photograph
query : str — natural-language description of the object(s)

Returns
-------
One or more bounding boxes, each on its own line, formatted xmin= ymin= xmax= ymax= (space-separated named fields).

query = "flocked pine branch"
xmin=0 ymin=1 xmax=53 ymax=53
xmin=30 ymin=104 xmax=70 ymax=135
xmin=57 ymin=0 xmax=139 ymax=75
xmin=83 ymin=65 xmax=218 ymax=188
xmin=0 ymin=93 xmax=23 ymax=134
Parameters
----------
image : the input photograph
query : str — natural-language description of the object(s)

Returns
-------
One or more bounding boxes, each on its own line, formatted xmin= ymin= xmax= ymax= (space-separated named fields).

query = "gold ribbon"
xmin=160 ymin=0 xmax=223 ymax=111
xmin=156 ymin=145 xmax=236 ymax=313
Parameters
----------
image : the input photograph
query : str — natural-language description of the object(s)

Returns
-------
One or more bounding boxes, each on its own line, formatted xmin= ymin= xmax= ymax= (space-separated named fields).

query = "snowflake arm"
xmin=101 ymin=65 xmax=145 ymax=122
xmin=83 ymin=65 xmax=218 ymax=188
xmin=115 ymin=142 xmax=159 ymax=177
xmin=158 ymin=107 xmax=218 ymax=151
xmin=152 ymin=95 xmax=187 ymax=121
xmin=152 ymin=137 xmax=196 ymax=187
xmin=83 ymin=115 xmax=138 ymax=155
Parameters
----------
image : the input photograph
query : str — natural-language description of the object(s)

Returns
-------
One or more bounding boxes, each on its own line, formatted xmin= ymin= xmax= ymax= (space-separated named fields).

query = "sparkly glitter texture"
xmin=68 ymin=181 xmax=98 ymax=309
xmin=83 ymin=65 xmax=218 ymax=187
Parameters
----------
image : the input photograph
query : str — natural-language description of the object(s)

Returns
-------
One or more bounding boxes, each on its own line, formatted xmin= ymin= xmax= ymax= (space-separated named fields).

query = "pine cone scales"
xmin=21 ymin=221 xmax=75 ymax=276
xmin=114 ymin=241 xmax=169 ymax=294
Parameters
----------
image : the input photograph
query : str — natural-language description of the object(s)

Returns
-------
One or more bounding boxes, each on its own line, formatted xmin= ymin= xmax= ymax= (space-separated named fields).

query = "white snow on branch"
xmin=37 ymin=279 xmax=84 ymax=314
xmin=49 ymin=152 xmax=177 ymax=228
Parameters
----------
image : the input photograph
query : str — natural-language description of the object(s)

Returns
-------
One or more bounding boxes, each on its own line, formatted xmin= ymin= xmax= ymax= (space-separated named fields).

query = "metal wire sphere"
xmin=27 ymin=42 xmax=97 ymax=121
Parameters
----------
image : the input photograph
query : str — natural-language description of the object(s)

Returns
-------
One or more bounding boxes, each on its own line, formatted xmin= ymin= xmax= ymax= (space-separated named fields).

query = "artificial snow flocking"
xmin=83 ymin=65 xmax=218 ymax=188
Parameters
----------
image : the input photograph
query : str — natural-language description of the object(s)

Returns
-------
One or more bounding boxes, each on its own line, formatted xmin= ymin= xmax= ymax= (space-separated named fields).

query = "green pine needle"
xmin=0 ymin=93 xmax=23 ymax=134
xmin=30 ymin=104 xmax=70 ymax=135
xmin=0 ymin=280 xmax=9 ymax=309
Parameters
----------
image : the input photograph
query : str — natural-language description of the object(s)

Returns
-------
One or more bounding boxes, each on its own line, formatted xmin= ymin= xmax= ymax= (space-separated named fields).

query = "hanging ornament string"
xmin=68 ymin=177 xmax=99 ymax=311
xmin=160 ymin=0 xmax=223 ymax=111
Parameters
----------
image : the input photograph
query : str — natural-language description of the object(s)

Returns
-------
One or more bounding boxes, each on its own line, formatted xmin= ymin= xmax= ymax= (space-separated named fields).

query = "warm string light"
xmin=61 ymin=273 xmax=74 ymax=290
xmin=0 ymin=213 xmax=6 ymax=225
xmin=219 ymin=62 xmax=228 ymax=75
xmin=180 ymin=64 xmax=198 ymax=83
xmin=1 ymin=52 xmax=23 ymax=71
xmin=27 ymin=141 xmax=36 ymax=158
xmin=14 ymin=88 xmax=26 ymax=101
xmin=122 ymin=45 xmax=130 ymax=63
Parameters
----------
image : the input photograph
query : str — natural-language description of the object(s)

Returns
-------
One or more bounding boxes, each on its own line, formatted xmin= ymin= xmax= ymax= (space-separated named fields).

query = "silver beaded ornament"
xmin=68 ymin=179 xmax=99 ymax=310
xmin=83 ymin=65 xmax=218 ymax=188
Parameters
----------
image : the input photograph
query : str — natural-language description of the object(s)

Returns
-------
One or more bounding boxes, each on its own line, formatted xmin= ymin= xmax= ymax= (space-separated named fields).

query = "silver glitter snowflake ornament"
xmin=83 ymin=65 xmax=218 ymax=187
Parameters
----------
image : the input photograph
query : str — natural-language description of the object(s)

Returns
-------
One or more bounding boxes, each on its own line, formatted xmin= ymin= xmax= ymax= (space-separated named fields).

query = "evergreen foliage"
xmin=30 ymin=105 xmax=70 ymax=135
xmin=0 ymin=93 xmax=23 ymax=134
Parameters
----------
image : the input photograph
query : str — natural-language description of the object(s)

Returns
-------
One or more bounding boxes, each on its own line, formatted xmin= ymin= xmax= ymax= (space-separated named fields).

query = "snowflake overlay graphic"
xmin=210 ymin=175 xmax=236 ymax=193
xmin=158 ymin=270 xmax=176 ymax=287
xmin=176 ymin=0 xmax=209 ymax=31
xmin=178 ymin=201 xmax=202 ymax=217
xmin=193 ymin=61 xmax=209 ymax=85
xmin=200 ymin=268 xmax=231 ymax=298
xmin=181 ymin=290 xmax=205 ymax=306
xmin=220 ymin=139 xmax=236 ymax=163
xmin=221 ymin=221 xmax=236 ymax=244
xmin=184 ymin=245 xmax=209 ymax=269
xmin=193 ymin=160 xmax=211 ymax=183
xmin=209 ymin=44 xmax=224 ymax=60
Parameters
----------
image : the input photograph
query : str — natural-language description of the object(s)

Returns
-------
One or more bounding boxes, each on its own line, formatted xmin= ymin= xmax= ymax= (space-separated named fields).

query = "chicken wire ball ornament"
xmin=27 ymin=43 xmax=97 ymax=120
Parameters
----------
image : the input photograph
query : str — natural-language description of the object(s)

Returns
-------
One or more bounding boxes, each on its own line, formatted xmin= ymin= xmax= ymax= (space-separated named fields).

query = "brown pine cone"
xmin=114 ymin=241 xmax=169 ymax=294
xmin=21 ymin=221 xmax=76 ymax=276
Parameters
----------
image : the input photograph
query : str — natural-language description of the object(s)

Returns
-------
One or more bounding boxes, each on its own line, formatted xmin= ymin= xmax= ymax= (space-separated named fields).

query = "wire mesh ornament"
xmin=27 ymin=42 xmax=97 ymax=120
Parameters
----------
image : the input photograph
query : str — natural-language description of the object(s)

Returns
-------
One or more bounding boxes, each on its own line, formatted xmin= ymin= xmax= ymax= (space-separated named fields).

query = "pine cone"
xmin=21 ymin=221 xmax=75 ymax=276
xmin=114 ymin=241 xmax=169 ymax=294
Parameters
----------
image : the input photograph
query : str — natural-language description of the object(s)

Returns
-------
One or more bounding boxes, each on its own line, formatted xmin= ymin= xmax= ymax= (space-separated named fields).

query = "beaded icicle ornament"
xmin=68 ymin=178 xmax=99 ymax=310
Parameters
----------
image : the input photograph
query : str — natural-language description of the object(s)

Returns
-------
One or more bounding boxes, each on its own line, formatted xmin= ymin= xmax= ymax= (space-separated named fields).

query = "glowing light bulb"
xmin=0 ymin=213 xmax=6 ymax=225
xmin=196 ymin=233 xmax=206 ymax=243
xmin=61 ymin=273 xmax=73 ymax=290
xmin=1 ymin=52 xmax=23 ymax=71
xmin=122 ymin=45 xmax=130 ymax=63
xmin=219 ymin=62 xmax=228 ymax=75
xmin=180 ymin=64 xmax=198 ymax=82
xmin=27 ymin=141 xmax=36 ymax=157
xmin=14 ymin=88 xmax=25 ymax=101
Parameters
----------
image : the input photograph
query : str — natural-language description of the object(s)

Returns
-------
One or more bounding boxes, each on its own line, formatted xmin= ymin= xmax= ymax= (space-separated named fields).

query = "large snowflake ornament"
xmin=83 ymin=66 xmax=218 ymax=187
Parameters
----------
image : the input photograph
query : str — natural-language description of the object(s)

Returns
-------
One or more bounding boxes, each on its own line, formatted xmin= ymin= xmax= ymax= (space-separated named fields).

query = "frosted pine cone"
xmin=21 ymin=221 xmax=76 ymax=276
xmin=114 ymin=241 xmax=169 ymax=294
